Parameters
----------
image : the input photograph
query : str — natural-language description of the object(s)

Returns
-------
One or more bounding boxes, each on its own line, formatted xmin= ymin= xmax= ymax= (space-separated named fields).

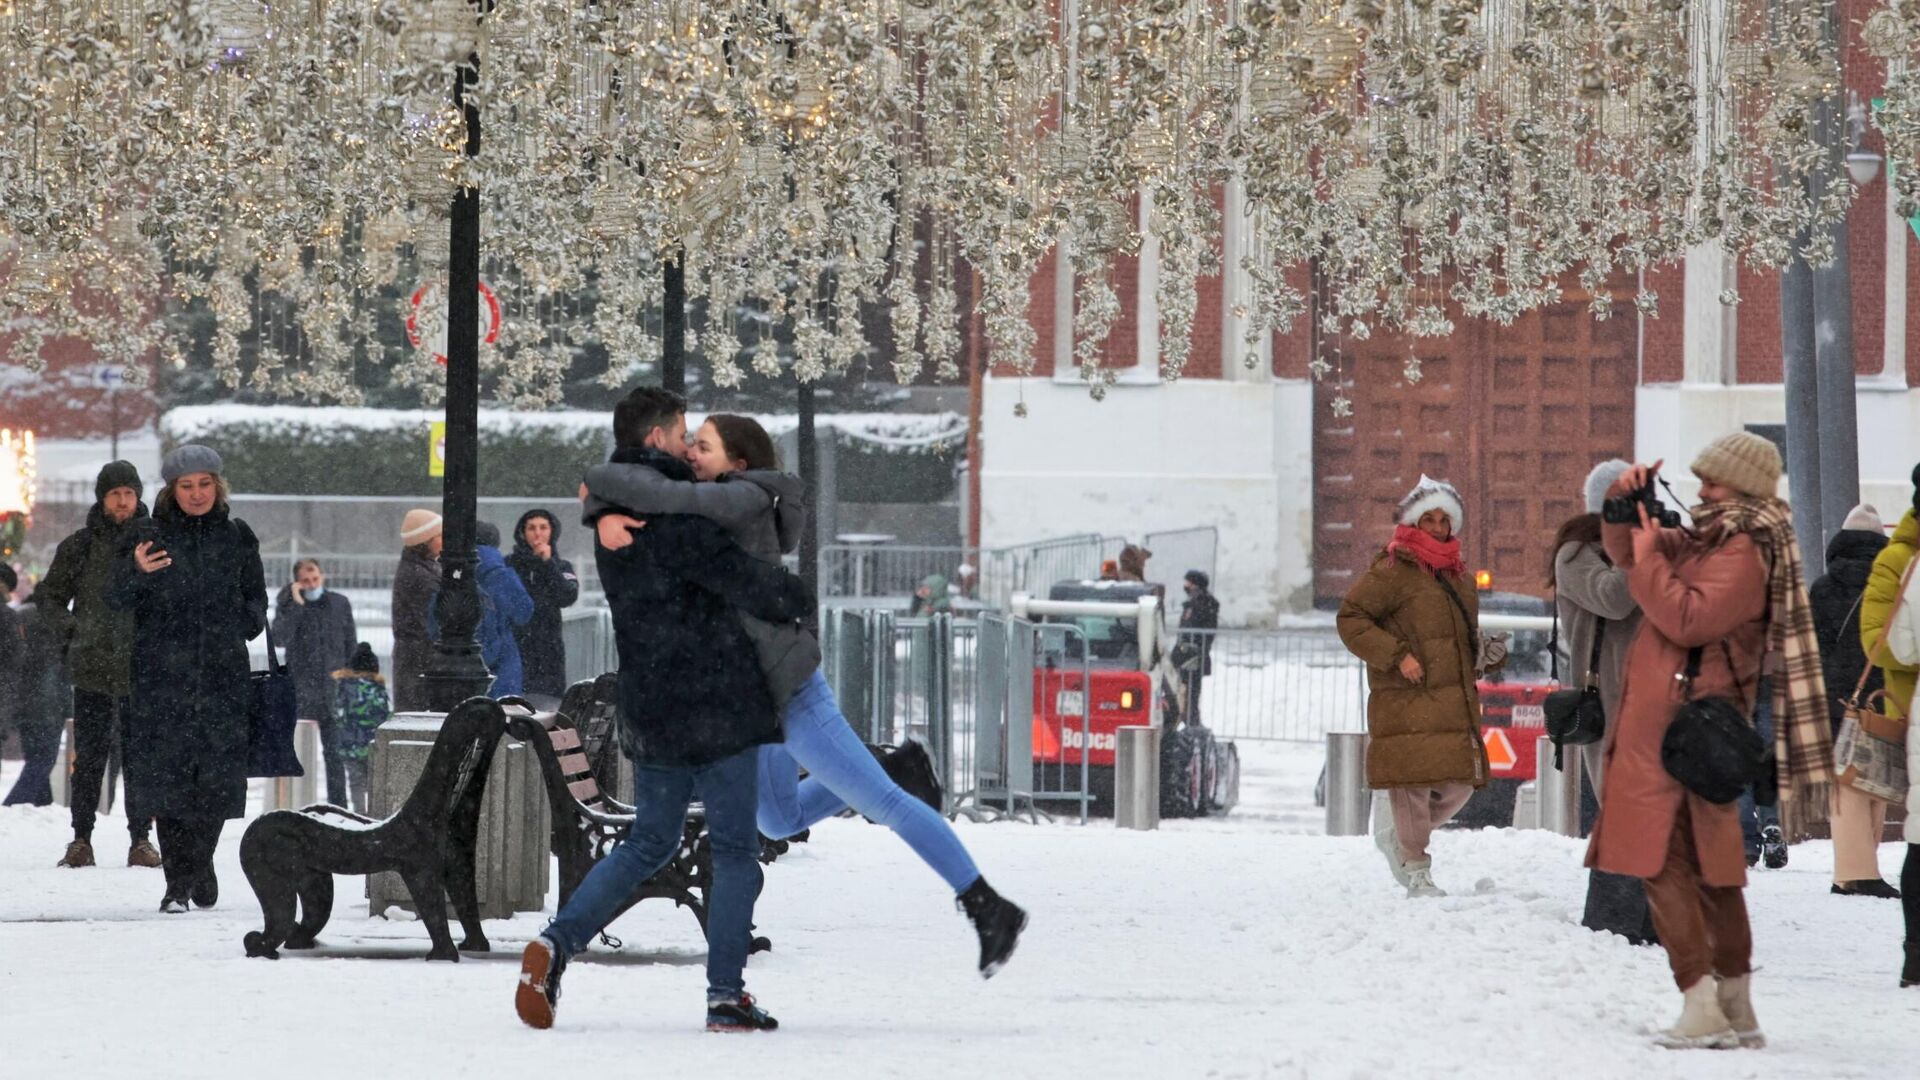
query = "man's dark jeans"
xmin=1738 ymin=677 xmax=1778 ymax=858
xmin=70 ymin=689 xmax=147 ymax=842
xmin=544 ymin=747 xmax=762 ymax=997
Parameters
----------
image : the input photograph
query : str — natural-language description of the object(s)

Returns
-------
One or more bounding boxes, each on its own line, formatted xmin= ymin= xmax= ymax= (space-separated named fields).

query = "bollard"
xmin=1324 ymin=732 xmax=1370 ymax=836
xmin=1512 ymin=782 xmax=1540 ymax=830
xmin=1115 ymin=726 xmax=1162 ymax=831
xmin=1535 ymin=736 xmax=1582 ymax=837
xmin=265 ymin=720 xmax=324 ymax=812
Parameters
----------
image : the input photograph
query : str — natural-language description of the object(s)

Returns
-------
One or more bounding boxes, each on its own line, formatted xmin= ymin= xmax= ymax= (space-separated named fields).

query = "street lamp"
xmin=419 ymin=0 xmax=497 ymax=711
xmin=1846 ymin=94 xmax=1884 ymax=187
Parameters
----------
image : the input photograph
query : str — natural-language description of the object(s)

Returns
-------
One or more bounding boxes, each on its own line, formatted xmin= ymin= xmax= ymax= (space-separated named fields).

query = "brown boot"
xmin=127 ymin=839 xmax=163 ymax=868
xmin=58 ymin=839 xmax=96 ymax=868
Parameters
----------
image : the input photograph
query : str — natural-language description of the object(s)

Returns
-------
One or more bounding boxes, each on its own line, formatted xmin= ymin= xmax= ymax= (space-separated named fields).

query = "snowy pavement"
xmin=3 ymin=742 xmax=1917 ymax=1079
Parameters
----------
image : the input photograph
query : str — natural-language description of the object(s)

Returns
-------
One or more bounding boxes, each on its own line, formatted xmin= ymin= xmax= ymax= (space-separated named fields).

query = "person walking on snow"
xmin=34 ymin=460 xmax=160 ymax=868
xmin=109 ymin=445 xmax=269 ymax=914
xmin=1588 ymin=434 xmax=1831 ymax=1050
xmin=1810 ymin=503 xmax=1899 ymax=898
xmin=2 ymin=592 xmax=69 ymax=808
xmin=580 ymin=411 xmax=1028 ymax=979
xmin=390 ymin=509 xmax=442 ymax=712
xmin=506 ymin=509 xmax=579 ymax=699
xmin=271 ymin=558 xmax=358 ymax=808
xmin=1338 ymin=475 xmax=1507 ymax=899
xmin=1549 ymin=459 xmax=1655 ymax=944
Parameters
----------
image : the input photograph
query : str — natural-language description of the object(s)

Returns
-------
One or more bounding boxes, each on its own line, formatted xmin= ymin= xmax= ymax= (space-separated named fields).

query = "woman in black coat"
xmin=109 ymin=446 xmax=267 ymax=913
xmin=506 ymin=509 xmax=579 ymax=698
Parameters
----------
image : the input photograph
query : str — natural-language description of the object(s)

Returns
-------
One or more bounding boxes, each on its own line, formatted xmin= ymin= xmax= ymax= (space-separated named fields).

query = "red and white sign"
xmin=406 ymin=280 xmax=501 ymax=366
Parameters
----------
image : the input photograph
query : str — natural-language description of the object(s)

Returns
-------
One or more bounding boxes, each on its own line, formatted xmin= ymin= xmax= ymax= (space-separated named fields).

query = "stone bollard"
xmin=1535 ymin=736 xmax=1582 ymax=837
xmin=264 ymin=720 xmax=324 ymax=812
xmin=366 ymin=712 xmax=550 ymax=921
xmin=1513 ymin=781 xmax=1541 ymax=830
xmin=1324 ymin=732 xmax=1369 ymax=836
xmin=1115 ymin=725 xmax=1162 ymax=831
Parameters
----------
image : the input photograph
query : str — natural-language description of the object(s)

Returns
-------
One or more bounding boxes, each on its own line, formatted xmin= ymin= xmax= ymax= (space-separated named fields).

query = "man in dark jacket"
xmin=33 ymin=461 xmax=160 ymax=869
xmin=517 ymin=386 xmax=814 ymax=1035
xmin=271 ymin=558 xmax=359 ymax=807
xmin=1175 ymin=570 xmax=1220 ymax=724
xmin=506 ymin=509 xmax=578 ymax=699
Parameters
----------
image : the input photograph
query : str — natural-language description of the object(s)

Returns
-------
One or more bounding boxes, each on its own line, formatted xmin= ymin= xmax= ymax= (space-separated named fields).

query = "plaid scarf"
xmin=1689 ymin=496 xmax=1834 ymax=805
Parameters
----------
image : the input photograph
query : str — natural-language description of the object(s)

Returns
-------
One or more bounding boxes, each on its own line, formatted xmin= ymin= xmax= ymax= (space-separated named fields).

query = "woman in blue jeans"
xmin=584 ymin=413 xmax=1027 ymax=977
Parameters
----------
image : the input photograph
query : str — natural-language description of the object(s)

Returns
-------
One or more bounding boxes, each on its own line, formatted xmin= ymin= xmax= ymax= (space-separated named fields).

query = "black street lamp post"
xmin=420 ymin=27 xmax=496 ymax=710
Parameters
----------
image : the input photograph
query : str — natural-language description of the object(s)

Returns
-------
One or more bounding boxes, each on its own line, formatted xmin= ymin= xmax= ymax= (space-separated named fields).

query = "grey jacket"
xmin=1552 ymin=540 xmax=1642 ymax=751
xmin=583 ymin=464 xmax=820 ymax=705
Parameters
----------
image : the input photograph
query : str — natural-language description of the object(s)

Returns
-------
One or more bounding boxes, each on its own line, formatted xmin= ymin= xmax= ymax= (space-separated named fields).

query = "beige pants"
xmin=1830 ymin=783 xmax=1891 ymax=884
xmin=1388 ymin=783 xmax=1475 ymax=863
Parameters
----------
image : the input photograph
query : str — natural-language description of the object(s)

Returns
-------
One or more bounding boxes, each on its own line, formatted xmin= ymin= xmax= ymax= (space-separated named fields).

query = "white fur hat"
xmin=1583 ymin=459 xmax=1633 ymax=514
xmin=1396 ymin=475 xmax=1465 ymax=532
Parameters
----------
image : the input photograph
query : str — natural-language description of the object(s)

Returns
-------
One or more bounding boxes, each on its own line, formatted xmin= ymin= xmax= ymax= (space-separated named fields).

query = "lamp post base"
xmin=419 ymin=645 xmax=496 ymax=713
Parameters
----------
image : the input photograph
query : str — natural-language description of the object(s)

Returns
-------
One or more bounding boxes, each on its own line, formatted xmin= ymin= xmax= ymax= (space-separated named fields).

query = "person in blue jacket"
xmin=429 ymin=521 xmax=534 ymax=697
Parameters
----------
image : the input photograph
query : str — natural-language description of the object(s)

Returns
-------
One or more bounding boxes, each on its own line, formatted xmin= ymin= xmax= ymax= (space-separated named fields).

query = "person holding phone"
xmin=271 ymin=558 xmax=357 ymax=807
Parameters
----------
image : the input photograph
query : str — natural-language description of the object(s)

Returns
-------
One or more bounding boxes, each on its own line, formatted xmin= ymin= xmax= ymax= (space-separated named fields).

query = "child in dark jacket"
xmin=331 ymin=642 xmax=391 ymax=814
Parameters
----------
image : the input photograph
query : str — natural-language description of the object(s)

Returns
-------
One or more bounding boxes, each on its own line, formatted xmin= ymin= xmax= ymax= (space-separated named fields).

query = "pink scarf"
xmin=1386 ymin=524 xmax=1466 ymax=577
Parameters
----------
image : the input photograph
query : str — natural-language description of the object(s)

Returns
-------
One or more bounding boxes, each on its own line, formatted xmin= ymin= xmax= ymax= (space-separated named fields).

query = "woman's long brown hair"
xmin=704 ymin=414 xmax=780 ymax=471
xmin=1545 ymin=512 xmax=1604 ymax=589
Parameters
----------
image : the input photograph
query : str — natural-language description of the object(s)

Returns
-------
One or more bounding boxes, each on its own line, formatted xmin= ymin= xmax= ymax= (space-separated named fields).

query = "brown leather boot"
xmin=57 ymin=839 xmax=96 ymax=868
xmin=127 ymin=839 xmax=163 ymax=868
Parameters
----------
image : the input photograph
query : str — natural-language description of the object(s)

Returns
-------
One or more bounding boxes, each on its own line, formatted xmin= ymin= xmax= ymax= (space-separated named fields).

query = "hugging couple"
xmin=515 ymin=386 xmax=1027 ymax=1033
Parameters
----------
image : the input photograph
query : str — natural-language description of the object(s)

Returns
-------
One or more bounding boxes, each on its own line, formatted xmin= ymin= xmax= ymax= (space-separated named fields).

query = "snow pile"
xmin=2 ymin=742 xmax=1916 ymax=1078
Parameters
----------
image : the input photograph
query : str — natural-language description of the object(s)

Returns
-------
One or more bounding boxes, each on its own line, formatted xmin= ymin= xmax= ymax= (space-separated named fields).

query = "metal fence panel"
xmin=1143 ymin=526 xmax=1218 ymax=601
xmin=1173 ymin=627 xmax=1368 ymax=742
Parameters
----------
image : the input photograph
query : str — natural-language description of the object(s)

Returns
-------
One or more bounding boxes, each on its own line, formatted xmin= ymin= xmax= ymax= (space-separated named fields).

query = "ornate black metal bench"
xmin=506 ymin=678 xmax=785 ymax=950
xmin=239 ymin=695 xmax=510 ymax=961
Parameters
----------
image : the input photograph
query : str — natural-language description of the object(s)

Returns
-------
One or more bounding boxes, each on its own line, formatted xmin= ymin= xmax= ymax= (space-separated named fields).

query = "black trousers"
xmin=70 ymin=689 xmax=146 ymax=842
xmin=318 ymin=715 xmax=349 ymax=809
xmin=1903 ymin=845 xmax=1920 ymax=944
xmin=155 ymin=816 xmax=225 ymax=893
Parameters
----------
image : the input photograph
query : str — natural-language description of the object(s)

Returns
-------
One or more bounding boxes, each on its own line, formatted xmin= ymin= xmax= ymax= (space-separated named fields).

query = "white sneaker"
xmin=1653 ymin=977 xmax=1738 ymax=1050
xmin=1405 ymin=862 xmax=1446 ymax=898
xmin=1374 ymin=799 xmax=1420 ymax=883
xmin=1715 ymin=974 xmax=1764 ymax=1049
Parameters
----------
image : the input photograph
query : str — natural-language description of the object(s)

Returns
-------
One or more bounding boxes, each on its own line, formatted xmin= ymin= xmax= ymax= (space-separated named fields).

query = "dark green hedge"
xmin=168 ymin=420 xmax=608 ymax=498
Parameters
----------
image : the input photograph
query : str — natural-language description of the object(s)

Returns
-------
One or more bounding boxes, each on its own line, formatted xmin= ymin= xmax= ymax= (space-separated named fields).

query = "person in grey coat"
xmin=391 ymin=509 xmax=443 ymax=713
xmin=1550 ymin=458 xmax=1653 ymax=944
xmin=271 ymin=558 xmax=359 ymax=807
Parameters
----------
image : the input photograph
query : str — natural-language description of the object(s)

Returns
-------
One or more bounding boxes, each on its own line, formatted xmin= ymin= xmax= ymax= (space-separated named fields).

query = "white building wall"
xmin=1635 ymin=383 xmax=1920 ymax=514
xmin=980 ymin=375 xmax=1315 ymax=625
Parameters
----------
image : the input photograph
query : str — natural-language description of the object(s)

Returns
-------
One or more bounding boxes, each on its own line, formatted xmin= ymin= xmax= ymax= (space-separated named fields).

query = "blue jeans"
xmin=758 ymin=671 xmax=981 ymax=894
xmin=545 ymin=748 xmax=761 ymax=997
xmin=1739 ymin=678 xmax=1779 ymax=855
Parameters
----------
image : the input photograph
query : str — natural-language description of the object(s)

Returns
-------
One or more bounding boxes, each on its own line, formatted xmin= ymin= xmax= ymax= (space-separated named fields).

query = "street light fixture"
xmin=1847 ymin=93 xmax=1884 ymax=186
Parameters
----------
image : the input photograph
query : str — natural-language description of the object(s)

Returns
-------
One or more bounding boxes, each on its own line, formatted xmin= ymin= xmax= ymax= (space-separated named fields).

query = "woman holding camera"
xmin=1549 ymin=459 xmax=1653 ymax=944
xmin=1589 ymin=432 xmax=1830 ymax=1050
xmin=1338 ymin=475 xmax=1505 ymax=899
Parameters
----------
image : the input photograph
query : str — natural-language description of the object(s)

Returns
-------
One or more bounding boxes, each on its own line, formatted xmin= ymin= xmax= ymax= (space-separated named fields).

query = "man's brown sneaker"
xmin=57 ymin=839 xmax=96 ymax=868
xmin=127 ymin=840 xmax=163 ymax=868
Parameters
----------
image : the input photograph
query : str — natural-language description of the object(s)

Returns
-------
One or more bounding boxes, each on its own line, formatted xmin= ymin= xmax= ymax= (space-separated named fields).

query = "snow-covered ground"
xmin=3 ymin=741 xmax=1917 ymax=1079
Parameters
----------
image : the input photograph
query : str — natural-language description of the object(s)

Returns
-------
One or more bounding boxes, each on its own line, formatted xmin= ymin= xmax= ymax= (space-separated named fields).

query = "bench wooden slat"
xmin=567 ymin=778 xmax=601 ymax=805
xmin=556 ymin=752 xmax=591 ymax=778
xmin=549 ymin=728 xmax=583 ymax=752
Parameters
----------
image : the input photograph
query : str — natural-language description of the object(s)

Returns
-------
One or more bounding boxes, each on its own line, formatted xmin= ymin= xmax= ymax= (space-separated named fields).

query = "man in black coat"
xmin=1175 ymin=570 xmax=1220 ymax=725
xmin=33 ymin=461 xmax=160 ymax=868
xmin=506 ymin=508 xmax=579 ymax=699
xmin=517 ymin=387 xmax=814 ymax=1034
xmin=271 ymin=558 xmax=359 ymax=807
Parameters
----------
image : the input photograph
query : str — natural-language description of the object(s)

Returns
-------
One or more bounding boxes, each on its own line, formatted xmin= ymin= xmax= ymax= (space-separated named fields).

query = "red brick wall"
xmin=1272 ymin=263 xmax=1313 ymax=380
xmin=1640 ymin=263 xmax=1687 ymax=384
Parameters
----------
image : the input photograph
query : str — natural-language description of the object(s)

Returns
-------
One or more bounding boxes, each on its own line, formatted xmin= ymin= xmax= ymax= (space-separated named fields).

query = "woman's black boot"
xmin=957 ymin=878 xmax=1028 ymax=979
xmin=1902 ymin=942 xmax=1920 ymax=988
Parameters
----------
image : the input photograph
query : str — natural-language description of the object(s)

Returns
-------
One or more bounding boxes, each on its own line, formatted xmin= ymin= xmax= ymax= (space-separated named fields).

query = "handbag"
xmin=1661 ymin=643 xmax=1770 ymax=805
xmin=1544 ymin=608 xmax=1607 ymax=770
xmin=247 ymin=624 xmax=304 ymax=778
xmin=1835 ymin=556 xmax=1919 ymax=803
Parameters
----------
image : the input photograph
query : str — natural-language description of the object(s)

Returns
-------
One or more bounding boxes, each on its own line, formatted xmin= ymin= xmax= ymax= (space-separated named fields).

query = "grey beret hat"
xmin=161 ymin=444 xmax=224 ymax=483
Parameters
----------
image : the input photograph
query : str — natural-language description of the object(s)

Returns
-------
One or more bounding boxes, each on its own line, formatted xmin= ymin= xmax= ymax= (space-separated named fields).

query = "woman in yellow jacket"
xmin=1861 ymin=468 xmax=1920 ymax=986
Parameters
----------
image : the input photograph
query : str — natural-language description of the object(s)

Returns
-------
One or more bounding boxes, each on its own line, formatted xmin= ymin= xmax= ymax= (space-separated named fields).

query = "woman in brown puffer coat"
xmin=1338 ymin=476 xmax=1505 ymax=899
xmin=1590 ymin=433 xmax=1831 ymax=1051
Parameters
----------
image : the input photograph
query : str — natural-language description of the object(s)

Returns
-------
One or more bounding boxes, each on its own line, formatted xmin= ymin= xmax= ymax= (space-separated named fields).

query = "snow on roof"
xmin=161 ymin=404 xmax=966 ymax=448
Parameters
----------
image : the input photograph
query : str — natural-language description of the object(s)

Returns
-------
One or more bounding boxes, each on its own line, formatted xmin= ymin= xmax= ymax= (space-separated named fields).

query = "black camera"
xmin=1602 ymin=481 xmax=1683 ymax=529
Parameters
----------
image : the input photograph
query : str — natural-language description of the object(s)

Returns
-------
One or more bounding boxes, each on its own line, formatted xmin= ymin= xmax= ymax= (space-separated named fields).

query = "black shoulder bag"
xmin=1543 ymin=608 xmax=1607 ymax=770
xmin=1660 ymin=643 xmax=1770 ymax=805
xmin=247 ymin=624 xmax=304 ymax=778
